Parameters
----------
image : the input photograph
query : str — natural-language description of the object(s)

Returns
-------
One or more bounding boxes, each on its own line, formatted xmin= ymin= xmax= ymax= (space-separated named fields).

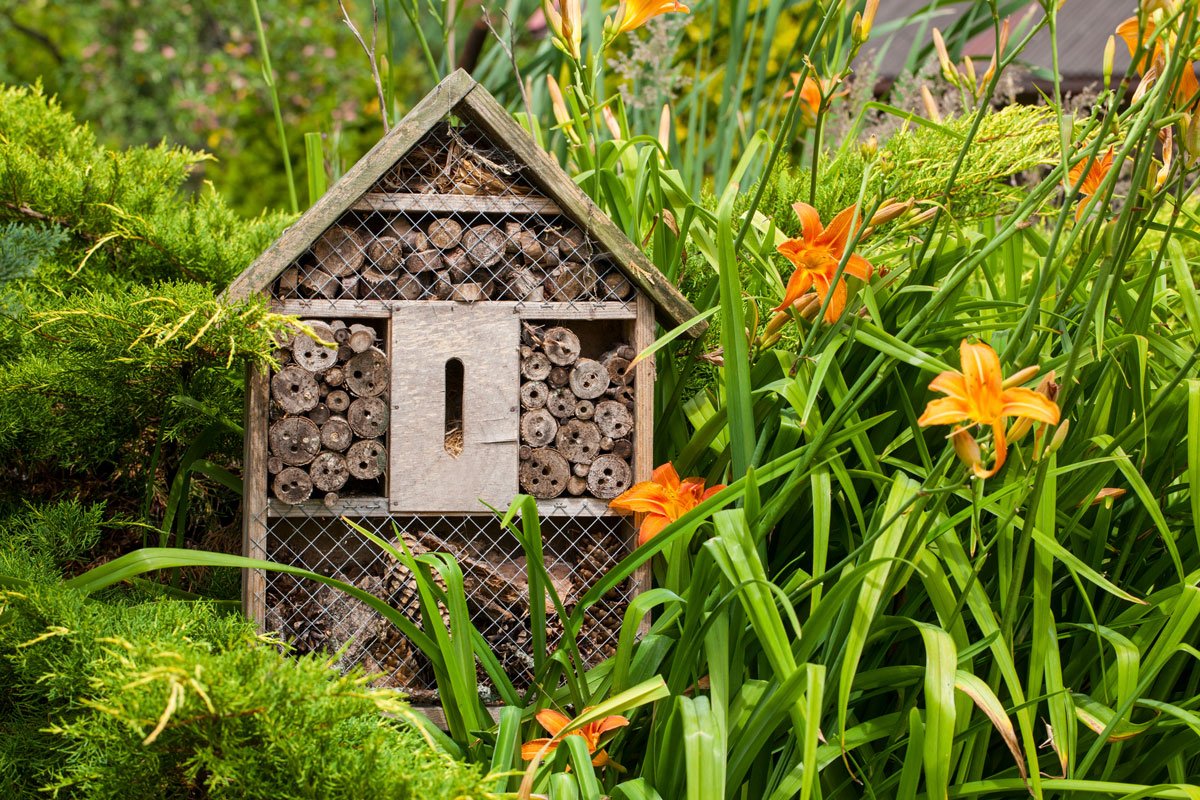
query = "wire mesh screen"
xmin=258 ymin=510 xmax=636 ymax=703
xmin=270 ymin=118 xmax=635 ymax=310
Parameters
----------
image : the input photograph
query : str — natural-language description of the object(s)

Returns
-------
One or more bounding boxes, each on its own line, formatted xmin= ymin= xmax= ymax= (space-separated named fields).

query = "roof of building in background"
xmin=865 ymin=1 xmax=1136 ymax=95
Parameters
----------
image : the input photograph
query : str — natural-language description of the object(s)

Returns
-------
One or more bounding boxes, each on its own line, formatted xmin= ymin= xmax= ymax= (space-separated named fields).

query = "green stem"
xmin=250 ymin=0 xmax=298 ymax=214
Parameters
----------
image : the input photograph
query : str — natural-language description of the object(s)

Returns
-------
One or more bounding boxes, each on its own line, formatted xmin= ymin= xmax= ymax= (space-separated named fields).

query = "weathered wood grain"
xmin=389 ymin=304 xmax=519 ymax=512
xmin=352 ymin=192 xmax=562 ymax=215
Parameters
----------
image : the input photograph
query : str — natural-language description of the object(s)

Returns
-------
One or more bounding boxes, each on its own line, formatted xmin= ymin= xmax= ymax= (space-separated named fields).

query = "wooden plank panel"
xmin=242 ymin=364 xmax=269 ymax=626
xmin=456 ymin=88 xmax=705 ymax=338
xmin=352 ymin=192 xmax=561 ymax=215
xmin=389 ymin=304 xmax=520 ymax=512
xmin=267 ymin=497 xmax=390 ymax=518
xmin=272 ymin=300 xmax=393 ymax=318
xmin=632 ymin=295 xmax=656 ymax=599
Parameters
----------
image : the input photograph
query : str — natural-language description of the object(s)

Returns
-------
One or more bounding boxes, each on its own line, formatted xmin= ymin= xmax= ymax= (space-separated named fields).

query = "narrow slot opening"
xmin=444 ymin=358 xmax=464 ymax=457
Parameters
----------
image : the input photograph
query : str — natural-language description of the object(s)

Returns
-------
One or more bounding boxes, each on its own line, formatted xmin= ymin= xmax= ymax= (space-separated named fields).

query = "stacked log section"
xmin=518 ymin=324 xmax=634 ymax=500
xmin=268 ymin=318 xmax=388 ymax=505
xmin=273 ymin=211 xmax=631 ymax=304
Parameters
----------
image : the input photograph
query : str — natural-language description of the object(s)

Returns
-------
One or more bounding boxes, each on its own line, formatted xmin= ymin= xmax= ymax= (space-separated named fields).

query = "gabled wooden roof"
xmin=225 ymin=69 xmax=703 ymax=336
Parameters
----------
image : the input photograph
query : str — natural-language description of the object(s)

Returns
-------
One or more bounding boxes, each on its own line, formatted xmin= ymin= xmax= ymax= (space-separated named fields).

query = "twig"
xmin=339 ymin=0 xmax=390 ymax=133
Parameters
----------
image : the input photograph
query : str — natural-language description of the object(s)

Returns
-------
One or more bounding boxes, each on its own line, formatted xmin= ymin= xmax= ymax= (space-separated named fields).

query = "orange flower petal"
xmin=591 ymin=748 xmax=611 ymax=767
xmin=791 ymin=202 xmax=823 ymax=242
xmin=822 ymin=277 xmax=848 ymax=323
xmin=821 ymin=204 xmax=861 ymax=250
xmin=590 ymin=715 xmax=631 ymax=737
xmin=972 ymin=420 xmax=1009 ymax=479
xmin=929 ymin=370 xmax=968 ymax=400
xmin=843 ymin=253 xmax=873 ymax=282
xmin=610 ymin=482 xmax=670 ymax=515
xmin=536 ymin=709 xmax=572 ymax=736
xmin=637 ymin=513 xmax=671 ymax=546
xmin=999 ymin=387 xmax=1061 ymax=425
xmin=650 ymin=462 xmax=682 ymax=491
xmin=700 ymin=484 xmax=725 ymax=501
xmin=521 ymin=738 xmax=557 ymax=761
xmin=771 ymin=266 xmax=814 ymax=314
xmin=959 ymin=340 xmax=1003 ymax=410
xmin=918 ymin=397 xmax=972 ymax=427
xmin=1115 ymin=16 xmax=1142 ymax=56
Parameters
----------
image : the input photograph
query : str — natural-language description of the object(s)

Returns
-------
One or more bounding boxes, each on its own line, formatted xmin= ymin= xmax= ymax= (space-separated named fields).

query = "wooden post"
xmin=242 ymin=363 xmax=269 ymax=626
xmin=632 ymin=293 xmax=655 ymax=600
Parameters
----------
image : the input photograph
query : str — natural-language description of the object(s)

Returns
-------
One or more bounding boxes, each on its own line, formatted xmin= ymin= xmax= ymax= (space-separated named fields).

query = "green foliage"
xmin=0 ymin=222 xmax=66 ymax=297
xmin=0 ymin=585 xmax=489 ymax=799
xmin=0 ymin=2 xmax=392 ymax=214
xmin=0 ymin=499 xmax=105 ymax=584
xmin=752 ymin=104 xmax=1063 ymax=237
xmin=0 ymin=84 xmax=290 ymax=289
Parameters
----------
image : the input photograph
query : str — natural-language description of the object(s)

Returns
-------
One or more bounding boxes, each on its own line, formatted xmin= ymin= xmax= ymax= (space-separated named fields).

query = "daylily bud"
xmin=861 ymin=0 xmax=879 ymax=42
xmin=1155 ymin=127 xmax=1174 ymax=192
xmin=1088 ymin=487 xmax=1127 ymax=507
xmin=1184 ymin=106 xmax=1200 ymax=162
xmin=860 ymin=134 xmax=879 ymax=159
xmin=869 ymin=198 xmax=913 ymax=227
xmin=852 ymin=12 xmax=865 ymax=45
xmin=544 ymin=0 xmax=582 ymax=60
xmin=546 ymin=75 xmax=581 ymax=145
xmin=932 ymin=28 xmax=958 ymax=85
xmin=962 ymin=56 xmax=978 ymax=94
xmin=1103 ymin=35 xmax=1116 ymax=88
xmin=1001 ymin=365 xmax=1042 ymax=390
xmin=921 ymin=85 xmax=943 ymax=123
xmin=1043 ymin=419 xmax=1070 ymax=458
xmin=951 ymin=428 xmax=983 ymax=474
xmin=980 ymin=19 xmax=1009 ymax=90
xmin=764 ymin=309 xmax=791 ymax=340
xmin=602 ymin=105 xmax=623 ymax=140
xmin=657 ymin=103 xmax=672 ymax=158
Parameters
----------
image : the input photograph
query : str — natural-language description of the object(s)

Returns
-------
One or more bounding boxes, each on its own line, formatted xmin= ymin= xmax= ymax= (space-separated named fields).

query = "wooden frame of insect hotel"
xmin=225 ymin=70 xmax=702 ymax=703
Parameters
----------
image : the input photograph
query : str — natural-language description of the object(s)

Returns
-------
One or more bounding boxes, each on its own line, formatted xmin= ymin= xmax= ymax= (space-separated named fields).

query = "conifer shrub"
xmin=0 ymin=585 xmax=489 ymax=799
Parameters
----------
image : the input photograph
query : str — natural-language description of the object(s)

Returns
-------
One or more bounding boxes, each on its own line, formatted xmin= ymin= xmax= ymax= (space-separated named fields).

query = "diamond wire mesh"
xmin=270 ymin=118 xmax=636 ymax=310
xmin=257 ymin=508 xmax=636 ymax=703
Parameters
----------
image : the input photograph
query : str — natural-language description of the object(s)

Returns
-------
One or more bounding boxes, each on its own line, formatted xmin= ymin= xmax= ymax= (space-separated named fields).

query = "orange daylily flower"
xmin=1067 ymin=146 xmax=1115 ymax=221
xmin=521 ymin=708 xmax=629 ymax=767
xmin=784 ymin=73 xmax=845 ymax=124
xmin=773 ymin=202 xmax=874 ymax=324
xmin=1116 ymin=14 xmax=1199 ymax=106
xmin=918 ymin=340 xmax=1061 ymax=479
xmin=609 ymin=463 xmax=724 ymax=545
xmin=610 ymin=0 xmax=690 ymax=36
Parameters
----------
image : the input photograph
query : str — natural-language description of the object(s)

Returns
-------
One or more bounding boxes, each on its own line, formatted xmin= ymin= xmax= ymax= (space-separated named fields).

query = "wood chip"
xmin=594 ymin=400 xmax=633 ymax=439
xmin=569 ymin=359 xmax=610 ymax=399
xmin=346 ymin=439 xmax=386 ymax=479
xmin=519 ymin=448 xmax=570 ymax=498
xmin=543 ymin=327 xmax=581 ymax=366
xmin=405 ymin=249 xmax=443 ymax=274
xmin=310 ymin=452 xmax=350 ymax=492
xmin=546 ymin=263 xmax=597 ymax=301
xmin=320 ymin=416 xmax=354 ymax=451
xmin=269 ymin=417 xmax=321 ymax=466
xmin=291 ymin=329 xmax=339 ymax=374
xmin=574 ymin=399 xmax=595 ymax=420
xmin=612 ymin=438 xmax=633 ymax=459
xmin=587 ymin=455 xmax=632 ymax=499
xmin=520 ymin=408 xmax=558 ymax=447
xmin=347 ymin=396 xmax=389 ymax=438
xmin=450 ymin=282 xmax=487 ymax=302
xmin=520 ymin=380 xmax=549 ymax=410
xmin=267 ymin=456 xmax=284 ymax=475
xmin=297 ymin=266 xmax=338 ymax=299
xmin=344 ymin=348 xmax=388 ymax=397
xmin=271 ymin=365 xmax=320 ymax=414
xmin=555 ymin=419 xmax=602 ymax=465
xmin=273 ymin=467 xmax=313 ymax=504
xmin=308 ymin=403 xmax=331 ymax=426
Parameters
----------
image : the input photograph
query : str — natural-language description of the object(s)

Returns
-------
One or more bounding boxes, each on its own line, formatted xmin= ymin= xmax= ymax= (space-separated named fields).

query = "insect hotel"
xmin=225 ymin=70 xmax=701 ymax=701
